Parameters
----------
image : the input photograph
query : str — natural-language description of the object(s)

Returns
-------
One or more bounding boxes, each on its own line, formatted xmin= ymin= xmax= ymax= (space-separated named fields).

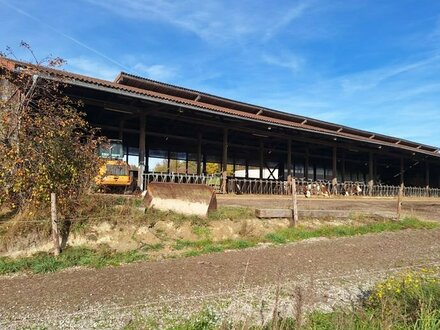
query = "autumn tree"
xmin=0 ymin=44 xmax=103 ymax=216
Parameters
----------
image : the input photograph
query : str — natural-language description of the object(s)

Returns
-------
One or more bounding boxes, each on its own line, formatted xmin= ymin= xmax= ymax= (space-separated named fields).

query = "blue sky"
xmin=2 ymin=0 xmax=440 ymax=148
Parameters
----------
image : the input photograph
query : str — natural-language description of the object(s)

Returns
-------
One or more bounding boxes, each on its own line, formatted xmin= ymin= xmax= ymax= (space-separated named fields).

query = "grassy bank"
xmin=0 ymin=217 xmax=436 ymax=275
xmin=174 ymin=217 xmax=436 ymax=257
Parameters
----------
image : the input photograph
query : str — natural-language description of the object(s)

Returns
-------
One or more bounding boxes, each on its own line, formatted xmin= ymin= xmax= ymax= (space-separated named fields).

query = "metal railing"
xmin=144 ymin=172 xmax=221 ymax=192
xmin=228 ymin=177 xmax=440 ymax=198
xmin=143 ymin=173 xmax=440 ymax=198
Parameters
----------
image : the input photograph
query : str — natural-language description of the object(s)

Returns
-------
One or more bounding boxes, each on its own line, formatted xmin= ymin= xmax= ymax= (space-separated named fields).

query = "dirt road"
xmin=1 ymin=228 xmax=440 ymax=328
xmin=219 ymin=195 xmax=440 ymax=221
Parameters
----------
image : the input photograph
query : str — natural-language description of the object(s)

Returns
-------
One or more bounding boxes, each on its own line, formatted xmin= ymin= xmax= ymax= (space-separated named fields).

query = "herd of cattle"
xmin=296 ymin=181 xmax=364 ymax=197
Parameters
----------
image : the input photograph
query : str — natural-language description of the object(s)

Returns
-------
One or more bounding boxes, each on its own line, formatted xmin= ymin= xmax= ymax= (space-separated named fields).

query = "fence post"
xmin=51 ymin=193 xmax=61 ymax=256
xmin=221 ymin=171 xmax=227 ymax=194
xmin=288 ymin=175 xmax=298 ymax=228
xmin=396 ymin=183 xmax=404 ymax=221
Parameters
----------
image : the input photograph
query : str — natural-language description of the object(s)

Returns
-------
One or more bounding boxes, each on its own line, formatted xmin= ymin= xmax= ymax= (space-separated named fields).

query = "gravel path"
xmin=1 ymin=228 xmax=440 ymax=328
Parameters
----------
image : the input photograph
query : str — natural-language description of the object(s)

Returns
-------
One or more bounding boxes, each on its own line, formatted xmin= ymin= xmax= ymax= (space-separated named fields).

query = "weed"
xmin=192 ymin=226 xmax=211 ymax=239
xmin=207 ymin=206 xmax=254 ymax=221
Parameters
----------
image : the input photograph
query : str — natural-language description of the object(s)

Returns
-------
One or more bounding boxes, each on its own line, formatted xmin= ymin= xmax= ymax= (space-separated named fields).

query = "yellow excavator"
xmin=95 ymin=139 xmax=134 ymax=193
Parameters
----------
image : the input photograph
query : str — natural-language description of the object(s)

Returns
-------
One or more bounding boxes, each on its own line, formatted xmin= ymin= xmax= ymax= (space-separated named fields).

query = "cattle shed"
xmin=1 ymin=58 xmax=440 ymax=196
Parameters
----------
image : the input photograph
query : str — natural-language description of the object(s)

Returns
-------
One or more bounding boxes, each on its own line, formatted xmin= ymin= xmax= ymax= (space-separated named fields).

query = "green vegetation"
xmin=264 ymin=217 xmax=437 ymax=245
xmin=307 ymin=269 xmax=440 ymax=329
xmin=176 ymin=217 xmax=436 ymax=259
xmin=0 ymin=217 xmax=436 ymax=275
xmin=0 ymin=246 xmax=148 ymax=275
xmin=0 ymin=45 xmax=103 ymax=216
xmin=122 ymin=269 xmax=440 ymax=329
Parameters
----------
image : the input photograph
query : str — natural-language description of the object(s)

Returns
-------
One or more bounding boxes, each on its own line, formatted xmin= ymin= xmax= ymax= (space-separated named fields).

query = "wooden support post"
xmin=138 ymin=115 xmax=146 ymax=190
xmin=145 ymin=147 xmax=149 ymax=174
xmin=51 ymin=193 xmax=61 ymax=256
xmin=221 ymin=171 xmax=227 ymax=194
xmin=374 ymin=156 xmax=378 ymax=183
xmin=332 ymin=146 xmax=338 ymax=195
xmin=126 ymin=145 xmax=129 ymax=164
xmin=118 ymin=120 xmax=124 ymax=140
xmin=397 ymin=183 xmax=404 ymax=220
xmin=167 ymin=149 xmax=171 ymax=174
xmin=341 ymin=151 xmax=346 ymax=183
xmin=259 ymin=139 xmax=264 ymax=179
xmin=426 ymin=161 xmax=430 ymax=188
xmin=185 ymin=152 xmax=189 ymax=173
xmin=222 ymin=128 xmax=228 ymax=172
xmin=400 ymin=158 xmax=405 ymax=185
xmin=288 ymin=175 xmax=298 ymax=227
xmin=245 ymin=160 xmax=249 ymax=179
xmin=233 ymin=159 xmax=236 ymax=178
xmin=202 ymin=153 xmax=207 ymax=175
xmin=197 ymin=133 xmax=202 ymax=175
xmin=287 ymin=138 xmax=292 ymax=177
xmin=305 ymin=148 xmax=309 ymax=180
xmin=332 ymin=146 xmax=337 ymax=181
xmin=221 ymin=128 xmax=228 ymax=192
xmin=368 ymin=151 xmax=374 ymax=196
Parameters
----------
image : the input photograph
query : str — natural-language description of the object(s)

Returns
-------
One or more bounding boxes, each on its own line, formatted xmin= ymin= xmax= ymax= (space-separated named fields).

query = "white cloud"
xmin=263 ymin=1 xmax=311 ymax=41
xmin=66 ymin=57 xmax=119 ymax=80
xmin=133 ymin=63 xmax=177 ymax=81
xmin=340 ymin=55 xmax=440 ymax=92
xmin=262 ymin=52 xmax=305 ymax=73
xmin=85 ymin=0 xmax=313 ymax=42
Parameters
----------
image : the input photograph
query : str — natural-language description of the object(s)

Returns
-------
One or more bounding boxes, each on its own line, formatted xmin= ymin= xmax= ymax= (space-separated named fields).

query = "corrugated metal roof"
xmin=1 ymin=57 xmax=439 ymax=158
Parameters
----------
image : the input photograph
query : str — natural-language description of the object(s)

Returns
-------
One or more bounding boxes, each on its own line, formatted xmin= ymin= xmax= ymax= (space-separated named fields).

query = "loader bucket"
xmin=144 ymin=182 xmax=217 ymax=217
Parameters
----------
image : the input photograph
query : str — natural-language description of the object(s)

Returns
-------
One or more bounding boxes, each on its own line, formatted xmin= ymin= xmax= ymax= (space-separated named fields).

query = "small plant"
xmin=307 ymin=268 xmax=440 ymax=330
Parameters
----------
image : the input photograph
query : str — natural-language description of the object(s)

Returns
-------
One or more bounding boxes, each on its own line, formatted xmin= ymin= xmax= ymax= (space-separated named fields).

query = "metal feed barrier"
xmin=143 ymin=173 xmax=440 ymax=198
xmin=144 ymin=172 xmax=221 ymax=192
xmin=228 ymin=178 xmax=440 ymax=198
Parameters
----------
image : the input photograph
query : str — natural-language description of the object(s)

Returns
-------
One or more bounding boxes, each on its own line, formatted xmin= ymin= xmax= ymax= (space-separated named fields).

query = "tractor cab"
xmin=95 ymin=139 xmax=134 ymax=193
xmin=98 ymin=139 xmax=124 ymax=160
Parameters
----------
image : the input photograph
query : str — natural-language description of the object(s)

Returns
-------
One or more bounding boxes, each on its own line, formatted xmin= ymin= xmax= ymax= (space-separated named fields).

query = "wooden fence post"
xmin=397 ymin=183 xmax=404 ymax=221
xmin=288 ymin=175 xmax=298 ymax=227
xmin=51 ymin=193 xmax=61 ymax=256
xmin=221 ymin=170 xmax=227 ymax=194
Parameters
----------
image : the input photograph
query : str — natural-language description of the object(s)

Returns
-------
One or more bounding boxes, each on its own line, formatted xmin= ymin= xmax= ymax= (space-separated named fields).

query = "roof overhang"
xmin=1 ymin=57 xmax=439 ymax=159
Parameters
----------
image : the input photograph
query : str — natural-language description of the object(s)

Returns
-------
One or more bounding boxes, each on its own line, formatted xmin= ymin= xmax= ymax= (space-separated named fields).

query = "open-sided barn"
xmin=1 ymin=58 xmax=440 ymax=196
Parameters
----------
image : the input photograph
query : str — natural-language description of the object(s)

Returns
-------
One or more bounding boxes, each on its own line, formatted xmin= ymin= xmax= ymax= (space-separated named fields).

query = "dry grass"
xmin=122 ymin=269 xmax=440 ymax=329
